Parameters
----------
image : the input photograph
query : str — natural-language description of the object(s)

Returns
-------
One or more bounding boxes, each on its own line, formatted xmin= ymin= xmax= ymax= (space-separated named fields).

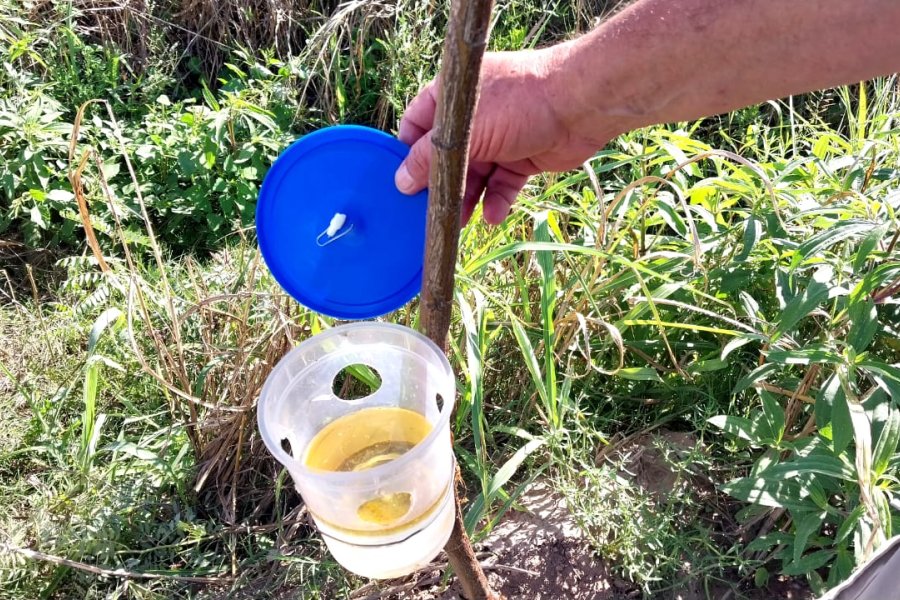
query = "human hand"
xmin=394 ymin=49 xmax=613 ymax=226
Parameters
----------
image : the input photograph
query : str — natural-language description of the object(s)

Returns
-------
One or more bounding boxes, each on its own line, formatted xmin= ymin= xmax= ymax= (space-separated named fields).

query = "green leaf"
xmin=343 ymin=363 xmax=381 ymax=392
xmin=765 ymin=455 xmax=855 ymax=481
xmin=720 ymin=476 xmax=808 ymax=510
xmin=734 ymin=362 xmax=779 ymax=395
xmin=618 ymin=367 xmax=663 ymax=382
xmin=102 ymin=161 xmax=120 ymax=180
xmin=177 ymin=151 xmax=197 ymax=176
xmin=835 ymin=505 xmax=865 ymax=544
xmin=485 ymin=438 xmax=545 ymax=500
xmin=709 ymin=415 xmax=756 ymax=443
xmin=737 ymin=215 xmax=762 ymax=262
xmin=872 ymin=408 xmax=900 ymax=477
xmin=754 ymin=567 xmax=769 ymax=589
xmin=830 ymin=378 xmax=853 ymax=455
xmin=46 ymin=189 xmax=74 ymax=202
xmin=80 ymin=360 xmax=100 ymax=472
xmin=104 ymin=441 xmax=163 ymax=463
xmin=87 ymin=308 xmax=123 ymax=355
xmin=859 ymin=360 xmax=900 ymax=400
xmin=852 ymin=225 xmax=887 ymax=272
xmin=774 ymin=280 xmax=829 ymax=340
xmin=29 ymin=205 xmax=45 ymax=228
xmin=829 ymin=549 xmax=854 ymax=588
xmin=873 ymin=487 xmax=892 ymax=539
xmin=759 ymin=390 xmax=785 ymax=444
xmin=192 ymin=359 xmax=222 ymax=397
xmin=847 ymin=297 xmax=878 ymax=352
xmin=739 ymin=291 xmax=763 ymax=321
xmin=793 ymin=511 xmax=825 ymax=563
xmin=459 ymin=291 xmax=489 ymax=499
xmin=775 ymin=269 xmax=795 ymax=309
xmin=656 ymin=197 xmax=688 ymax=237
xmin=766 ymin=347 xmax=841 ymax=365
xmin=201 ymin=82 xmax=220 ymax=111
xmin=206 ymin=212 xmax=224 ymax=232
xmin=510 ymin=319 xmax=549 ymax=409
xmin=722 ymin=335 xmax=759 ymax=360
xmin=782 ymin=549 xmax=835 ymax=576
xmin=793 ymin=220 xmax=877 ymax=267
xmin=464 ymin=438 xmax=545 ymax=533
xmin=746 ymin=532 xmax=792 ymax=553
xmin=534 ymin=212 xmax=559 ymax=426
xmin=689 ymin=358 xmax=728 ymax=373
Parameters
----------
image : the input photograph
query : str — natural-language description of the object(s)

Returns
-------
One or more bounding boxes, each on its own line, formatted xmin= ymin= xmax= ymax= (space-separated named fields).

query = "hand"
xmin=394 ymin=49 xmax=610 ymax=226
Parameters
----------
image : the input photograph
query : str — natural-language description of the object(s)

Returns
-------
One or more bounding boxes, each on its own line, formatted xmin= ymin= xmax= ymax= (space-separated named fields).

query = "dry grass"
xmin=30 ymin=0 xmax=151 ymax=67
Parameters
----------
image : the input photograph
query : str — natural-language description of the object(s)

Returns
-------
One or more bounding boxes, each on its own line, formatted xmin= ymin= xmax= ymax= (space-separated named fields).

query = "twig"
xmin=482 ymin=563 xmax=539 ymax=577
xmin=755 ymin=382 xmax=815 ymax=405
xmin=1 ymin=543 xmax=231 ymax=585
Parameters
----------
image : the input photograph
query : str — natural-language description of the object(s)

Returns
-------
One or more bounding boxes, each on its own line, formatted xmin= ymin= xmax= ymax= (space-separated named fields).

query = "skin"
xmin=394 ymin=0 xmax=900 ymax=225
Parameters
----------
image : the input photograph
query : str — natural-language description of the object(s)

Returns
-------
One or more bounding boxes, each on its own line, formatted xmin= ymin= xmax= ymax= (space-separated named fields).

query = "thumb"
xmin=395 ymin=132 xmax=432 ymax=195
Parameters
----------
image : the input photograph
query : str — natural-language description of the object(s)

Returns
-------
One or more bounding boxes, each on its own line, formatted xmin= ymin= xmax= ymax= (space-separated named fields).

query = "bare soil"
xmin=347 ymin=430 xmax=816 ymax=600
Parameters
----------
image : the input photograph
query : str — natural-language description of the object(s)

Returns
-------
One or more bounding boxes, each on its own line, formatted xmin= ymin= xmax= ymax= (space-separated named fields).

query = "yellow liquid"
xmin=304 ymin=407 xmax=432 ymax=526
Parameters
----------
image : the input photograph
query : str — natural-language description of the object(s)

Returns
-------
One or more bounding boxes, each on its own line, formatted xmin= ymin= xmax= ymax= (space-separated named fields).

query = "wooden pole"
xmin=419 ymin=0 xmax=498 ymax=599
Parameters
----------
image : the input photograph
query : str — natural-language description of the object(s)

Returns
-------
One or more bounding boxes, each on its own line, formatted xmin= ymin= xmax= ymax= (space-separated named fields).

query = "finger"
xmin=461 ymin=163 xmax=493 ymax=226
xmin=398 ymin=80 xmax=438 ymax=145
xmin=395 ymin=131 xmax=431 ymax=195
xmin=482 ymin=165 xmax=528 ymax=225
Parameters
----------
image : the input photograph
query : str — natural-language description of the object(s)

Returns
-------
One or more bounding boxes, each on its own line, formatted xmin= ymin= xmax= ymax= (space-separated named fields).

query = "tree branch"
xmin=418 ymin=0 xmax=499 ymax=599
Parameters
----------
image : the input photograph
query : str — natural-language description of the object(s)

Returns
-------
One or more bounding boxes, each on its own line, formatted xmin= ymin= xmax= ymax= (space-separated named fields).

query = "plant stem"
xmin=419 ymin=0 xmax=499 ymax=599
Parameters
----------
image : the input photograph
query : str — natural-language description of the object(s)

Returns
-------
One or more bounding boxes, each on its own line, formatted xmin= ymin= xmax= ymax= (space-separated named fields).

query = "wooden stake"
xmin=419 ymin=0 xmax=498 ymax=599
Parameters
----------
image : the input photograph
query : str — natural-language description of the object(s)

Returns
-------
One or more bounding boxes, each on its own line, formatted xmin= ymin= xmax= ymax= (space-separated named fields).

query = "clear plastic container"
xmin=257 ymin=322 xmax=456 ymax=579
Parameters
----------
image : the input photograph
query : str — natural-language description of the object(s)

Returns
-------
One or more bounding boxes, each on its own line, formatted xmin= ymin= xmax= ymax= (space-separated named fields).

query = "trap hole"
xmin=333 ymin=363 xmax=382 ymax=401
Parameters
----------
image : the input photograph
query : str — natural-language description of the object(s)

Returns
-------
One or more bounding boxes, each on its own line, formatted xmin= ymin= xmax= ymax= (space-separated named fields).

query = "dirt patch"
xmin=345 ymin=433 xmax=814 ymax=600
xmin=598 ymin=429 xmax=705 ymax=498
xmin=351 ymin=481 xmax=634 ymax=600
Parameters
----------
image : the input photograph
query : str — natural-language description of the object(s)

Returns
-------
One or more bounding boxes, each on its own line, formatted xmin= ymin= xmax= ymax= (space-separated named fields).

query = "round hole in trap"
xmin=333 ymin=364 xmax=383 ymax=401
xmin=281 ymin=438 xmax=293 ymax=457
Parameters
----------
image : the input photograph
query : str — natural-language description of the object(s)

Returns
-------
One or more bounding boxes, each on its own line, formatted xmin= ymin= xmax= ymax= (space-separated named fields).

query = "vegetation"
xmin=1 ymin=1 xmax=898 ymax=598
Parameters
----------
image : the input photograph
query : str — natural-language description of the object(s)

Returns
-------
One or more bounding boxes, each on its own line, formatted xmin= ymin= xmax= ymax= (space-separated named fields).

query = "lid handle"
xmin=316 ymin=212 xmax=353 ymax=247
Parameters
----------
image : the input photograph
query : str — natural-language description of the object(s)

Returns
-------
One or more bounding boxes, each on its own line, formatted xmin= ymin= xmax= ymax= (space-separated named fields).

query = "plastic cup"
xmin=257 ymin=322 xmax=456 ymax=579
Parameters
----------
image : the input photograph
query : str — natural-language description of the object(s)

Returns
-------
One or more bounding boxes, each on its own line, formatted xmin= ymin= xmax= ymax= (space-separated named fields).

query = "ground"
xmin=344 ymin=436 xmax=816 ymax=600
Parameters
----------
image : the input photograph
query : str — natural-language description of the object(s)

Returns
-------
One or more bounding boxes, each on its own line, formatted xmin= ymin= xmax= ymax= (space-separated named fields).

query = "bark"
xmin=418 ymin=0 xmax=499 ymax=599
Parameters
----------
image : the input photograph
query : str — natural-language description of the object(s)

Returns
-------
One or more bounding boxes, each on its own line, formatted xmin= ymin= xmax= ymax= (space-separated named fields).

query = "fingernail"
xmin=395 ymin=164 xmax=415 ymax=194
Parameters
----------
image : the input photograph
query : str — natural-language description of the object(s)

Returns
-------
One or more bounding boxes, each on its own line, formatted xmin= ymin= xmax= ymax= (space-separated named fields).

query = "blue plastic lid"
xmin=256 ymin=125 xmax=428 ymax=320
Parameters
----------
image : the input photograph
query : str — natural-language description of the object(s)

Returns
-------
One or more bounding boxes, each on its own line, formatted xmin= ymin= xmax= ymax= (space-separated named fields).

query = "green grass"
xmin=1 ymin=0 xmax=899 ymax=598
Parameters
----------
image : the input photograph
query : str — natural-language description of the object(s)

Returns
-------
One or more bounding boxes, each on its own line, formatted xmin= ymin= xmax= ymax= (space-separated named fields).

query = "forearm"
xmin=547 ymin=0 xmax=900 ymax=141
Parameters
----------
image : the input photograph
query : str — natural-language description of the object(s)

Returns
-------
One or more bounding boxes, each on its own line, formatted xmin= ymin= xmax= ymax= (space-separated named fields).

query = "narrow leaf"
xmin=775 ymin=280 xmax=829 ymax=339
xmin=847 ymin=297 xmax=878 ymax=352
xmin=793 ymin=512 xmax=826 ymax=563
xmin=88 ymin=308 xmax=123 ymax=355
xmin=782 ymin=550 xmax=835 ymax=576
xmin=734 ymin=362 xmax=779 ymax=395
xmin=709 ymin=415 xmax=757 ymax=443
xmin=759 ymin=390 xmax=785 ymax=444
xmin=737 ymin=215 xmax=762 ymax=262
xmin=618 ymin=367 xmax=663 ymax=382
xmin=766 ymin=347 xmax=841 ymax=365
xmin=872 ymin=408 xmax=900 ymax=477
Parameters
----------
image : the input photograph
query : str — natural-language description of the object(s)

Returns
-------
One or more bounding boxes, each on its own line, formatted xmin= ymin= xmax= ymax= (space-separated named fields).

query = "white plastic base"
xmin=321 ymin=487 xmax=455 ymax=579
